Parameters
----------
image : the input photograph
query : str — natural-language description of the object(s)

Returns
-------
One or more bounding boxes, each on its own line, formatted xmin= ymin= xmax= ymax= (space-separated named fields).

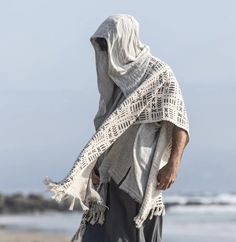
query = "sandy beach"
xmin=0 ymin=229 xmax=70 ymax=242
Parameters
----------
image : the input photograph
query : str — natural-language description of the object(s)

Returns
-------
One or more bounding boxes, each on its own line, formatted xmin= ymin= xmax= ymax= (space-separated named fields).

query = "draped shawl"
xmin=43 ymin=14 xmax=190 ymax=241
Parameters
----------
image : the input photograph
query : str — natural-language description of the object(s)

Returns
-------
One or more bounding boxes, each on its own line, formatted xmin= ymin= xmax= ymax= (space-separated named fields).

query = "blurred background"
xmin=0 ymin=0 xmax=235 ymax=241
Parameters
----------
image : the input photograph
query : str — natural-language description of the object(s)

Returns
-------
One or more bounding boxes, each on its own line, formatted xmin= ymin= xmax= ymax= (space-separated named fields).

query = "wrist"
xmin=167 ymin=157 xmax=181 ymax=168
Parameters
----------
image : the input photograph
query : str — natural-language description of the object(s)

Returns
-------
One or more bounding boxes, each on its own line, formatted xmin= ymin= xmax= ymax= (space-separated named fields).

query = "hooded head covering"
xmin=90 ymin=14 xmax=152 ymax=129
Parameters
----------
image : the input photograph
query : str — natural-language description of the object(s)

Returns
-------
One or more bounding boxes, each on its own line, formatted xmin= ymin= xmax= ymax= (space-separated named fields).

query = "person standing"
xmin=44 ymin=14 xmax=190 ymax=242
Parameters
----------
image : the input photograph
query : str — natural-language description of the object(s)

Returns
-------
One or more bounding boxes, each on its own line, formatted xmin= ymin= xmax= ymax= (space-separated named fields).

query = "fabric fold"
xmin=43 ymin=14 xmax=190 ymax=242
xmin=43 ymin=60 xmax=171 ymax=210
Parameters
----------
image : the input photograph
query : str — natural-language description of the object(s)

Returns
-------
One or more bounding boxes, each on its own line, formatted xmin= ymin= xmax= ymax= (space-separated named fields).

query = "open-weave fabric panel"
xmin=135 ymin=59 xmax=189 ymax=131
xmin=44 ymin=58 xmax=169 ymax=202
xmin=44 ymin=57 xmax=190 ymax=233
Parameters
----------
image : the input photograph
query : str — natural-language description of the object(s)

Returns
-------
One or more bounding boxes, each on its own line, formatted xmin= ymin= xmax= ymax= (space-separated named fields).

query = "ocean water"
xmin=1 ymin=194 xmax=236 ymax=242
xmin=163 ymin=205 xmax=236 ymax=242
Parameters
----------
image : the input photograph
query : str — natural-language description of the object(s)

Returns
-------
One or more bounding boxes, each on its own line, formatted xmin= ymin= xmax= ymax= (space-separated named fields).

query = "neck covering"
xmin=43 ymin=14 xmax=190 ymax=242
xmin=90 ymin=14 xmax=152 ymax=130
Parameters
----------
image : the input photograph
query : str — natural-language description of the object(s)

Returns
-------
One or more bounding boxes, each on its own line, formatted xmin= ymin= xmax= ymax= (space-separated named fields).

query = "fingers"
xmin=92 ymin=169 xmax=100 ymax=185
xmin=157 ymin=181 xmax=168 ymax=190
xmin=166 ymin=180 xmax=174 ymax=189
xmin=93 ymin=176 xmax=100 ymax=185
xmin=156 ymin=176 xmax=175 ymax=190
xmin=156 ymin=165 xmax=177 ymax=190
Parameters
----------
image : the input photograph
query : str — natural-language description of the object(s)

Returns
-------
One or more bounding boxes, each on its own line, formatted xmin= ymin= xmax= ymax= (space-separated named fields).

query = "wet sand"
xmin=0 ymin=229 xmax=70 ymax=242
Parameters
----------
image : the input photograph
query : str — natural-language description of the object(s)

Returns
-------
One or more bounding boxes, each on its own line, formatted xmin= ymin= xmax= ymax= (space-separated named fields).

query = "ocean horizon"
xmin=1 ymin=193 xmax=236 ymax=242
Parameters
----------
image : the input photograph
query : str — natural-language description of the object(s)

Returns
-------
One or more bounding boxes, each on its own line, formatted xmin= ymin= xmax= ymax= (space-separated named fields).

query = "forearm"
xmin=156 ymin=122 xmax=189 ymax=190
xmin=168 ymin=124 xmax=189 ymax=167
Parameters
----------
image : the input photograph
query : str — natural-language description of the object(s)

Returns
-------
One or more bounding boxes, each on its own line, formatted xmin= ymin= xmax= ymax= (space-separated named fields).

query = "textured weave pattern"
xmin=44 ymin=56 xmax=189 ymax=217
xmin=135 ymin=59 xmax=189 ymax=131
xmin=44 ymin=58 xmax=169 ymax=204
xmin=44 ymin=14 xmax=190 ymax=242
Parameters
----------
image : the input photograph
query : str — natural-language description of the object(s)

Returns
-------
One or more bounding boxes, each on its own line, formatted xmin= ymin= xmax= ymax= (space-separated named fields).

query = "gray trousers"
xmin=82 ymin=178 xmax=163 ymax=242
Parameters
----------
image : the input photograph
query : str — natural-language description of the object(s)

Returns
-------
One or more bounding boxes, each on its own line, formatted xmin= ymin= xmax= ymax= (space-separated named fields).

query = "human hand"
xmin=92 ymin=168 xmax=100 ymax=186
xmin=156 ymin=162 xmax=179 ymax=190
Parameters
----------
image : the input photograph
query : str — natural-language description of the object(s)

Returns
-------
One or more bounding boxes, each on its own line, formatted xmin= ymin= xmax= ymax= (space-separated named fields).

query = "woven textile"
xmin=43 ymin=14 xmax=190 ymax=241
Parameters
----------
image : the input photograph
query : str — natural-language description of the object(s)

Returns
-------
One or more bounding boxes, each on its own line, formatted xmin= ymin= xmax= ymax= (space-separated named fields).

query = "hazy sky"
xmin=0 ymin=0 xmax=235 ymax=195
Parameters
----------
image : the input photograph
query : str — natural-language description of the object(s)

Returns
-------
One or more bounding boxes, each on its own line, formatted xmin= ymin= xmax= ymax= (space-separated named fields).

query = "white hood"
xmin=90 ymin=14 xmax=152 ymax=129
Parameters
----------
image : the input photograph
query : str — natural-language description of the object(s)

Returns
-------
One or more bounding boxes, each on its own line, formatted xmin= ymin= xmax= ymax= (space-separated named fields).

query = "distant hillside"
xmin=1 ymin=192 xmax=235 ymax=214
xmin=0 ymin=193 xmax=70 ymax=214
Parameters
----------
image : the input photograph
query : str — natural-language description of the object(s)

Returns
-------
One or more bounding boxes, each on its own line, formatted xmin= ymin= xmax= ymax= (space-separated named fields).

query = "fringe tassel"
xmin=43 ymin=176 xmax=89 ymax=211
xmin=133 ymin=204 xmax=165 ymax=228
xmin=70 ymin=200 xmax=109 ymax=242
xmin=70 ymin=212 xmax=88 ymax=242
xmin=69 ymin=197 xmax=76 ymax=211
xmin=86 ymin=200 xmax=109 ymax=225
xmin=43 ymin=177 xmax=66 ymax=202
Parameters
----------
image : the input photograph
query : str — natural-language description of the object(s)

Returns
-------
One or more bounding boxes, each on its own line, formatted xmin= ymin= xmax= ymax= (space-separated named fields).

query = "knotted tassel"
xmin=70 ymin=212 xmax=88 ymax=242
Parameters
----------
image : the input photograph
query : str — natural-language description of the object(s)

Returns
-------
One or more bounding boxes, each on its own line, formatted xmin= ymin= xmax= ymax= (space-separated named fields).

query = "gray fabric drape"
xmin=44 ymin=15 xmax=190 ymax=239
xmin=90 ymin=14 xmax=152 ymax=130
xmin=82 ymin=178 xmax=163 ymax=242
